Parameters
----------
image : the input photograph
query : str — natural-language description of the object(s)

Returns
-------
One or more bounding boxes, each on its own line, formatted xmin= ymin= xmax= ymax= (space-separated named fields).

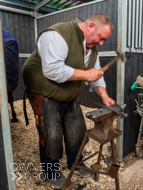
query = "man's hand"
xmin=94 ymin=86 xmax=115 ymax=106
xmin=102 ymin=96 xmax=115 ymax=106
xmin=86 ymin=68 xmax=104 ymax=82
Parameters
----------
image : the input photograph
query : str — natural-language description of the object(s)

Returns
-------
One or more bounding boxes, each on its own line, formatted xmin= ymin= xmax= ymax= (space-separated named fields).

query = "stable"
xmin=0 ymin=0 xmax=143 ymax=189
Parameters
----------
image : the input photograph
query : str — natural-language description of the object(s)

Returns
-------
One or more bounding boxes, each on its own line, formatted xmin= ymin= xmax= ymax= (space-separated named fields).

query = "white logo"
xmin=10 ymin=172 xmax=23 ymax=181
xmin=10 ymin=162 xmax=60 ymax=181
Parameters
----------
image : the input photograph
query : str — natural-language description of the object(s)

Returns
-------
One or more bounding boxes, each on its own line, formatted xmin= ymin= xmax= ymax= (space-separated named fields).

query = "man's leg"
xmin=66 ymin=150 xmax=83 ymax=170
xmin=40 ymin=98 xmax=64 ymax=160
xmin=28 ymin=94 xmax=66 ymax=187
xmin=39 ymin=143 xmax=60 ymax=181
xmin=63 ymin=99 xmax=91 ymax=177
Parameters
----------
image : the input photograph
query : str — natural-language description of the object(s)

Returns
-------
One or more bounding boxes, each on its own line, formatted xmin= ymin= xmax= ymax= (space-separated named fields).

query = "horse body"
xmin=2 ymin=28 xmax=19 ymax=122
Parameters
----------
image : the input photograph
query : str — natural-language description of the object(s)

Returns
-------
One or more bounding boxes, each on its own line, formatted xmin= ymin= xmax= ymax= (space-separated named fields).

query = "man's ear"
xmin=87 ymin=22 xmax=96 ymax=32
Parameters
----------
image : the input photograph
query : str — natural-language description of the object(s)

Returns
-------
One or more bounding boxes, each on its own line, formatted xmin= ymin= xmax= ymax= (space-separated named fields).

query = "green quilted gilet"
xmin=23 ymin=19 xmax=98 ymax=101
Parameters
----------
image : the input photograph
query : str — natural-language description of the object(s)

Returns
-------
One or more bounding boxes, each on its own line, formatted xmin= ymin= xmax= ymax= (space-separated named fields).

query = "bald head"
xmin=85 ymin=13 xmax=114 ymax=33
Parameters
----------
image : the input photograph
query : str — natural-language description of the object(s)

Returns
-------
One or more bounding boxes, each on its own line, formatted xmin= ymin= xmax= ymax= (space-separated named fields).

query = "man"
xmin=23 ymin=13 xmax=115 ymax=188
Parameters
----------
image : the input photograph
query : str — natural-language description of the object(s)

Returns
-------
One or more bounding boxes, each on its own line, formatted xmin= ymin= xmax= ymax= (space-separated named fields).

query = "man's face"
xmin=86 ymin=24 xmax=111 ymax=49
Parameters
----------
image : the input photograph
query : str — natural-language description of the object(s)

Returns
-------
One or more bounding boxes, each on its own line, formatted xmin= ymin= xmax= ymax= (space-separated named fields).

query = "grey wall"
xmin=0 ymin=7 xmax=35 ymax=100
xmin=37 ymin=0 xmax=118 ymax=51
xmin=123 ymin=53 xmax=143 ymax=157
xmin=0 ymin=11 xmax=35 ymax=53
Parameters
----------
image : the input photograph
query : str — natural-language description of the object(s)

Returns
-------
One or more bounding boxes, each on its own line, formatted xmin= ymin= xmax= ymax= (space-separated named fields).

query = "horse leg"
xmin=8 ymin=91 xmax=18 ymax=123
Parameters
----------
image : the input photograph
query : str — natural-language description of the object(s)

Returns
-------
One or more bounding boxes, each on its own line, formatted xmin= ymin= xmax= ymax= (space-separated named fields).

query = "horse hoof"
xmin=11 ymin=118 xmax=19 ymax=123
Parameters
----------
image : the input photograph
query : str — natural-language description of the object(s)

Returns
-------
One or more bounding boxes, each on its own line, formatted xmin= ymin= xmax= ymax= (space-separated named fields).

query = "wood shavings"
xmin=8 ymin=100 xmax=143 ymax=190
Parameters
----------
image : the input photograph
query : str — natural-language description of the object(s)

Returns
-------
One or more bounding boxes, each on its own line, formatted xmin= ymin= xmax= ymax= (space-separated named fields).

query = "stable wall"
xmin=124 ymin=53 xmax=143 ymax=157
xmin=0 ymin=2 xmax=35 ymax=99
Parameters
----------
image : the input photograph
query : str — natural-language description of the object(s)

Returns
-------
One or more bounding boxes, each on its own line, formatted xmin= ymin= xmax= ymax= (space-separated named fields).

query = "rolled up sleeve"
xmin=37 ymin=30 xmax=74 ymax=83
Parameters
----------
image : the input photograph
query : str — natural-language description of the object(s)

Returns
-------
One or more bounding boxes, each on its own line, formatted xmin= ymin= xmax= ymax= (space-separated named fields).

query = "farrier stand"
xmin=63 ymin=105 xmax=127 ymax=190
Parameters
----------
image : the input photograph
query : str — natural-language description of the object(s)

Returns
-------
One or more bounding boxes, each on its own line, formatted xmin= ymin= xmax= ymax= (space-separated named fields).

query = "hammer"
xmin=102 ymin=49 xmax=126 ymax=72
xmin=85 ymin=49 xmax=126 ymax=85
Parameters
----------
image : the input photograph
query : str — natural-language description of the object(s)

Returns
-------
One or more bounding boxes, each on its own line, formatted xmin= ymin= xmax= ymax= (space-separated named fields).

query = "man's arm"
xmin=94 ymin=86 xmax=115 ymax=106
xmin=37 ymin=30 xmax=74 ymax=83
xmin=89 ymin=56 xmax=115 ymax=106
xmin=68 ymin=68 xmax=104 ymax=82
xmin=38 ymin=31 xmax=104 ymax=84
